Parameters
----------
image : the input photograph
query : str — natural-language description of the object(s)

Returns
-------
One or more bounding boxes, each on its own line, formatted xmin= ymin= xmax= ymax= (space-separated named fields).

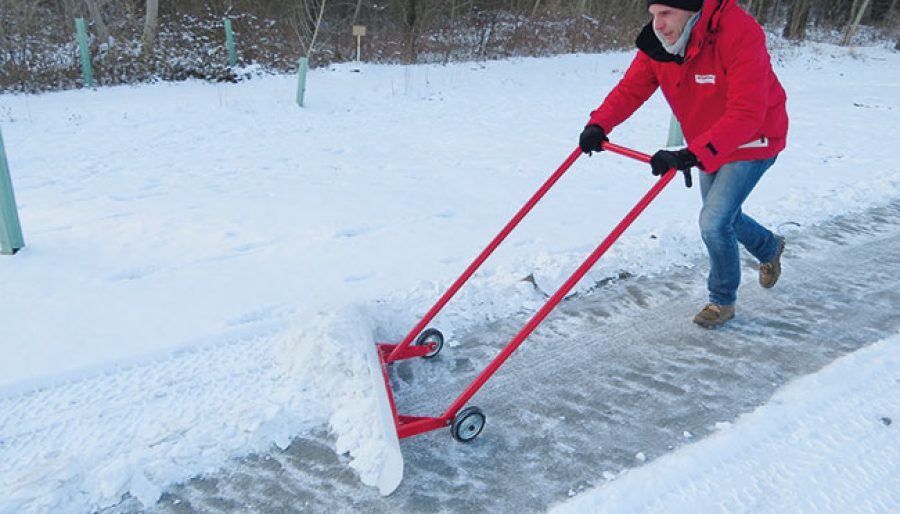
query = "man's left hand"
xmin=649 ymin=149 xmax=698 ymax=176
xmin=650 ymin=148 xmax=698 ymax=188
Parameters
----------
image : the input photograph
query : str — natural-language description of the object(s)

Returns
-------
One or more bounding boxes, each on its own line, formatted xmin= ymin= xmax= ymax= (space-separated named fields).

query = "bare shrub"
xmin=0 ymin=0 xmax=894 ymax=93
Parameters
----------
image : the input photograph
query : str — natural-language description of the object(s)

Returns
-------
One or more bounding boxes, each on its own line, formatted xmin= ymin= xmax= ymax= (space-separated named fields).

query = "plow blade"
xmin=361 ymin=337 xmax=404 ymax=495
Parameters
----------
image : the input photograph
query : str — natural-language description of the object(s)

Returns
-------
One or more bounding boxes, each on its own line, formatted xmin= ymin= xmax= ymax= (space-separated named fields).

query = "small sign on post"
xmin=75 ymin=17 xmax=94 ymax=88
xmin=352 ymin=25 xmax=367 ymax=62
xmin=224 ymin=19 xmax=237 ymax=66
xmin=0 ymin=128 xmax=24 ymax=255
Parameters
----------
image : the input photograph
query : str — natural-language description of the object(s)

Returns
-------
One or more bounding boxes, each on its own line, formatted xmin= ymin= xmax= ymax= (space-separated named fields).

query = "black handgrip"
xmin=682 ymin=169 xmax=692 ymax=188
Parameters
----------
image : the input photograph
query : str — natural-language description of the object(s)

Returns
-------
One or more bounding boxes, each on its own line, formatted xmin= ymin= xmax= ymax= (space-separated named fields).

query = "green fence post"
xmin=0 ymin=128 xmax=24 ymax=255
xmin=75 ymin=17 xmax=94 ymax=88
xmin=667 ymin=113 xmax=684 ymax=147
xmin=296 ymin=56 xmax=309 ymax=107
xmin=224 ymin=19 xmax=236 ymax=66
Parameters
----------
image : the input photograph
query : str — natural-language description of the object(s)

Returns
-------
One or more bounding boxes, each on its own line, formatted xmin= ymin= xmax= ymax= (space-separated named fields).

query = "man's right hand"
xmin=579 ymin=124 xmax=608 ymax=155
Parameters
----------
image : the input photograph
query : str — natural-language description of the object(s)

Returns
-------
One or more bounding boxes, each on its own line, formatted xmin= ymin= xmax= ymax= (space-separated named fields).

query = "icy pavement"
xmin=551 ymin=335 xmax=900 ymax=514
xmin=95 ymin=200 xmax=900 ymax=513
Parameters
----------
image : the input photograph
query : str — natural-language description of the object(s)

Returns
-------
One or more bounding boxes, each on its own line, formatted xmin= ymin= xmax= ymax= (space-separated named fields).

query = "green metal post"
xmin=224 ymin=19 xmax=236 ymax=66
xmin=296 ymin=56 xmax=309 ymax=107
xmin=75 ymin=17 xmax=94 ymax=88
xmin=667 ymin=113 xmax=684 ymax=147
xmin=0 ymin=128 xmax=24 ymax=255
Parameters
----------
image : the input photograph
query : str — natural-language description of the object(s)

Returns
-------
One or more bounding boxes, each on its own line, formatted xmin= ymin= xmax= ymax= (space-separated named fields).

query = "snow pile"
xmin=552 ymin=333 xmax=900 ymax=514
xmin=0 ymin=320 xmax=319 ymax=512
xmin=279 ymin=306 xmax=400 ymax=494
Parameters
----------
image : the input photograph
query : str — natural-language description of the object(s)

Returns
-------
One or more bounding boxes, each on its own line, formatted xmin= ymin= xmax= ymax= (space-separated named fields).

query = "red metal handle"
xmin=389 ymin=142 xmax=668 ymax=364
xmin=443 ymin=145 xmax=678 ymax=418
xmin=387 ymin=147 xmax=584 ymax=363
xmin=601 ymin=141 xmax=653 ymax=163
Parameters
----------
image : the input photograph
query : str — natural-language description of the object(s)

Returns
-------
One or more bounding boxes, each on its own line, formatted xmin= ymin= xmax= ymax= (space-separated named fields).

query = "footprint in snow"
xmin=333 ymin=225 xmax=379 ymax=238
xmin=344 ymin=272 xmax=374 ymax=283
xmin=109 ymin=266 xmax=159 ymax=281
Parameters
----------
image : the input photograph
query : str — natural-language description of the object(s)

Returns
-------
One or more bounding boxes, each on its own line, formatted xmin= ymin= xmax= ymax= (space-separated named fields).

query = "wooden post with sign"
xmin=352 ymin=25 xmax=366 ymax=62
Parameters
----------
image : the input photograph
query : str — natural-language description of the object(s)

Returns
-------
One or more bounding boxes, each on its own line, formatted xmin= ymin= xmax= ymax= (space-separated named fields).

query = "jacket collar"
xmin=636 ymin=23 xmax=683 ymax=63
xmin=635 ymin=0 xmax=732 ymax=63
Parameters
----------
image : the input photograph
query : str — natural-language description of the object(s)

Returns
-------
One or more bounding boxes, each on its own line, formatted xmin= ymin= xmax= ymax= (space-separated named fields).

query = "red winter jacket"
xmin=588 ymin=0 xmax=788 ymax=172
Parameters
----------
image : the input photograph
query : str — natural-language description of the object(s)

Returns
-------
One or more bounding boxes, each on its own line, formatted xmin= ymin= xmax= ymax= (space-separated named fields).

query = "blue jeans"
xmin=698 ymin=157 xmax=779 ymax=306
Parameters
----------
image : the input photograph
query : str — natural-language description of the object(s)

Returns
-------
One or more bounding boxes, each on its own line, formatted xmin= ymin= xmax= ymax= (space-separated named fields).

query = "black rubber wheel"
xmin=414 ymin=328 xmax=444 ymax=359
xmin=451 ymin=406 xmax=486 ymax=442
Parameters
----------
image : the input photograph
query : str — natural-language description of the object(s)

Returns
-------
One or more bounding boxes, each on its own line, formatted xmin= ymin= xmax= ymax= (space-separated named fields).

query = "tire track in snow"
xmin=0 ymin=318 xmax=321 ymax=513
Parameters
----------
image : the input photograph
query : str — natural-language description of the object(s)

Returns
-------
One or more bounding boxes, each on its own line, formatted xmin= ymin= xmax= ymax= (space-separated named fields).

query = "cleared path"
xmin=110 ymin=200 xmax=900 ymax=513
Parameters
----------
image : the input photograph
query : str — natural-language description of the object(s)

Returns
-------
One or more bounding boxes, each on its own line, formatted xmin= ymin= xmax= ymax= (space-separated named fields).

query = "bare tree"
xmin=784 ymin=0 xmax=813 ymax=40
xmin=6 ymin=0 xmax=900 ymax=94
xmin=84 ymin=0 xmax=110 ymax=41
xmin=308 ymin=0 xmax=327 ymax=57
xmin=402 ymin=0 xmax=418 ymax=60
xmin=393 ymin=0 xmax=442 ymax=61
xmin=142 ymin=0 xmax=159 ymax=56
xmin=285 ymin=0 xmax=329 ymax=62
xmin=352 ymin=0 xmax=364 ymax=25
xmin=843 ymin=0 xmax=872 ymax=45
xmin=744 ymin=0 xmax=773 ymax=25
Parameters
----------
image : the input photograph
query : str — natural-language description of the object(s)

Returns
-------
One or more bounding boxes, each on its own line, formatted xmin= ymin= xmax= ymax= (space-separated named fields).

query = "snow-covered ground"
xmin=0 ymin=41 xmax=898 ymax=513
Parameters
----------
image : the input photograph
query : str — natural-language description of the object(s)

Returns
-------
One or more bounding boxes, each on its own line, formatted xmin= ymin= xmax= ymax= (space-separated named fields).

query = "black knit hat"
xmin=647 ymin=0 xmax=703 ymax=11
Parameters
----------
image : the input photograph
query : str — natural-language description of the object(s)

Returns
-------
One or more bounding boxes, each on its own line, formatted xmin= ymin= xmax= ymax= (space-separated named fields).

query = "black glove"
xmin=650 ymin=148 xmax=698 ymax=188
xmin=579 ymin=124 xmax=608 ymax=154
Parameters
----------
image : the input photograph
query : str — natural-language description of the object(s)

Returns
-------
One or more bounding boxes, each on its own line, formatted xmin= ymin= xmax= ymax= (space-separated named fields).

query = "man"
xmin=579 ymin=0 xmax=788 ymax=328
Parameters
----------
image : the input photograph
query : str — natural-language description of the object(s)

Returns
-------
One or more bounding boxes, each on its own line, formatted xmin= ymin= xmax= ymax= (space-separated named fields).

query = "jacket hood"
xmin=636 ymin=0 xmax=734 ymax=63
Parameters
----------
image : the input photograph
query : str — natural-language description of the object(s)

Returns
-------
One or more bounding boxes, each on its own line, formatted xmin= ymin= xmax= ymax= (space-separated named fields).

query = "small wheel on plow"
xmin=451 ymin=406 xmax=486 ymax=443
xmin=414 ymin=328 xmax=444 ymax=359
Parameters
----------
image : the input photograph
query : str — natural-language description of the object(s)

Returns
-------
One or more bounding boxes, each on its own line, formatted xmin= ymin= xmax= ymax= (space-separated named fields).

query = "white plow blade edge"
xmin=362 ymin=340 xmax=404 ymax=495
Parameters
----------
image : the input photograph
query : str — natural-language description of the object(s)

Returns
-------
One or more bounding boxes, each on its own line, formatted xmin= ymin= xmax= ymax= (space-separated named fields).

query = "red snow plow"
xmin=364 ymin=142 xmax=686 ymax=494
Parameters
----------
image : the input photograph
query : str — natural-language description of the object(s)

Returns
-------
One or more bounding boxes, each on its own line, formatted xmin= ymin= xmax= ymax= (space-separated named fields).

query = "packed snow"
xmin=0 ymin=41 xmax=898 ymax=512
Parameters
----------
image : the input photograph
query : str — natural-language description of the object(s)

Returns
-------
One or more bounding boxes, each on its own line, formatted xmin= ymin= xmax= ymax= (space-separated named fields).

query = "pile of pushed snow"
xmin=0 ymin=315 xmax=324 ymax=512
xmin=0 ymin=306 xmax=405 ymax=512
xmin=551 ymin=333 xmax=900 ymax=514
xmin=279 ymin=306 xmax=402 ymax=494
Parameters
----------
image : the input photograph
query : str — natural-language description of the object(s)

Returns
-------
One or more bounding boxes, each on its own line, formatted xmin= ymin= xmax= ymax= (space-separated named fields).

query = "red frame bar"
xmin=386 ymin=147 xmax=583 ymax=364
xmin=382 ymin=142 xmax=680 ymax=438
xmin=444 ymin=144 xmax=674 ymax=417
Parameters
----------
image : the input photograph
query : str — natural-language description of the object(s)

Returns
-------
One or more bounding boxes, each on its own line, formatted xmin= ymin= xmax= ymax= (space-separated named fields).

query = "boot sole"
xmin=760 ymin=236 xmax=785 ymax=289
xmin=693 ymin=312 xmax=735 ymax=329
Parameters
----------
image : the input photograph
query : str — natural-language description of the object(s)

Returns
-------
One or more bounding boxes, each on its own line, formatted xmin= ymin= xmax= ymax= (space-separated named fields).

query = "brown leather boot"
xmin=693 ymin=303 xmax=735 ymax=328
xmin=759 ymin=236 xmax=785 ymax=289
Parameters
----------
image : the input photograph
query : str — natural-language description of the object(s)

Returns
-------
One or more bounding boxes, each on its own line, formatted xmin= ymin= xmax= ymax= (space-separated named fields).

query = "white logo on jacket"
xmin=694 ymin=74 xmax=716 ymax=84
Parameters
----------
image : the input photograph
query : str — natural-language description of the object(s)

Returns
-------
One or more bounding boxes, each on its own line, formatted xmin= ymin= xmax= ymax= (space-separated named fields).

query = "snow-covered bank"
xmin=2 ymin=43 xmax=897 ymax=390
xmin=1 ymin=42 xmax=898 ymax=512
xmin=552 ymin=332 xmax=900 ymax=514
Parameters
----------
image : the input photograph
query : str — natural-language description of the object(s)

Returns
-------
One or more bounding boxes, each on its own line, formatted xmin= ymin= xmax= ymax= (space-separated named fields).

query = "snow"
xmin=551 ymin=333 xmax=900 ymax=514
xmin=0 ymin=41 xmax=898 ymax=512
